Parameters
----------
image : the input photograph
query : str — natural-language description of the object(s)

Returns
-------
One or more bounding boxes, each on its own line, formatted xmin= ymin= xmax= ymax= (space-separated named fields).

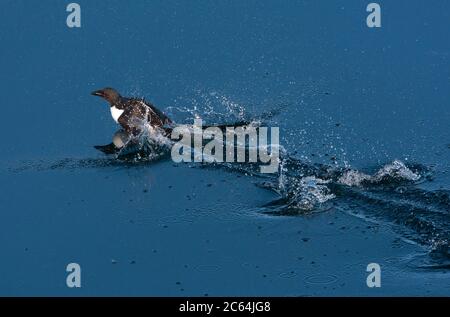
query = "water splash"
xmin=337 ymin=160 xmax=421 ymax=187
xmin=9 ymin=92 xmax=450 ymax=267
xmin=165 ymin=90 xmax=251 ymax=125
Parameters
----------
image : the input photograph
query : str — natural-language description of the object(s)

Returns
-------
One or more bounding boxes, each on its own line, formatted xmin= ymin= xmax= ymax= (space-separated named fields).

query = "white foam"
xmin=373 ymin=160 xmax=421 ymax=182
xmin=338 ymin=160 xmax=421 ymax=187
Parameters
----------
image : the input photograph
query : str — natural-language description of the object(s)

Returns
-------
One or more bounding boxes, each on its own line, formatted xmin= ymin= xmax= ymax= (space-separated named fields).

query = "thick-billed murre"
xmin=91 ymin=87 xmax=173 ymax=137
xmin=92 ymin=87 xmax=251 ymax=158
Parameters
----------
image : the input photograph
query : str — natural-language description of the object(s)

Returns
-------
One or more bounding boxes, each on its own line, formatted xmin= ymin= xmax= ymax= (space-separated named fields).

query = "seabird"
xmin=92 ymin=87 xmax=251 ymax=158
xmin=91 ymin=87 xmax=173 ymax=137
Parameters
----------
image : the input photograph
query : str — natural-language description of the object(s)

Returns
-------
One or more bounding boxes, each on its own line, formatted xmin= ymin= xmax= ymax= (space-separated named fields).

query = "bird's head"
xmin=91 ymin=87 xmax=121 ymax=104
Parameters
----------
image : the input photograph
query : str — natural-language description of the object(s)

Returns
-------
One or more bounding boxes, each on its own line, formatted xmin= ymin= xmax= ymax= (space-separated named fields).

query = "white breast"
xmin=110 ymin=106 xmax=124 ymax=123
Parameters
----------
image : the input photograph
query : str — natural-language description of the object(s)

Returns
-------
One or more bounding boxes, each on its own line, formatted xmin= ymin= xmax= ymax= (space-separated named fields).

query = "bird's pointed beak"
xmin=91 ymin=90 xmax=104 ymax=97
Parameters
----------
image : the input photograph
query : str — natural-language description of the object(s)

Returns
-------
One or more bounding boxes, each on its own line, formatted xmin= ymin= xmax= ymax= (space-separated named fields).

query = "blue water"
xmin=1 ymin=0 xmax=450 ymax=296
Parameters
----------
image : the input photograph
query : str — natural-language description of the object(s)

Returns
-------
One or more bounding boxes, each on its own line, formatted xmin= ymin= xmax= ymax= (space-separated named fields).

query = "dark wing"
xmin=118 ymin=105 xmax=147 ymax=137
xmin=117 ymin=98 xmax=172 ymax=136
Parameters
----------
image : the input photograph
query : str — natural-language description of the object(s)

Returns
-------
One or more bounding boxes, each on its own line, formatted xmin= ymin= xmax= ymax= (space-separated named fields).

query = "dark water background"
xmin=0 ymin=0 xmax=449 ymax=295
